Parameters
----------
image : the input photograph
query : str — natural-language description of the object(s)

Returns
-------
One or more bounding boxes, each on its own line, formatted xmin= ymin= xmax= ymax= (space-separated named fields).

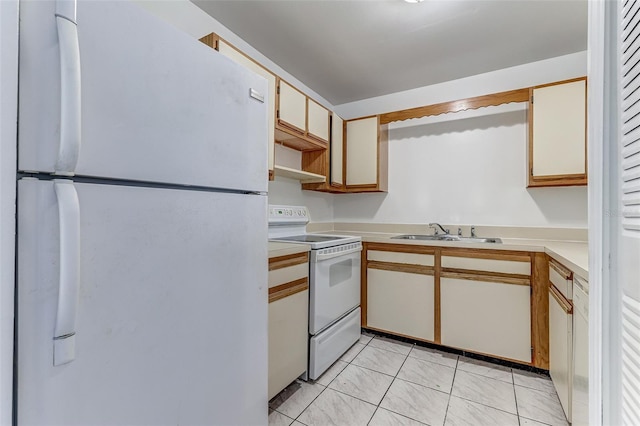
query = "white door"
xmin=18 ymin=0 xmax=267 ymax=192
xmin=619 ymin=2 xmax=640 ymax=423
xmin=16 ymin=178 xmax=267 ymax=425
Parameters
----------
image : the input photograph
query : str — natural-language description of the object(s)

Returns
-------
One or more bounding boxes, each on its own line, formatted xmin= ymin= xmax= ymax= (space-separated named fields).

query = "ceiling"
xmin=193 ymin=0 xmax=587 ymax=106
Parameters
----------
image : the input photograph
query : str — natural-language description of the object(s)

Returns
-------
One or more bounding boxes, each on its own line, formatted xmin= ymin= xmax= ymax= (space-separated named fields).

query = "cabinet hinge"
xmin=277 ymin=86 xmax=280 ymax=95
xmin=530 ymin=95 xmax=534 ymax=104
xmin=531 ymin=346 xmax=534 ymax=357
xmin=276 ymin=110 xmax=280 ymax=119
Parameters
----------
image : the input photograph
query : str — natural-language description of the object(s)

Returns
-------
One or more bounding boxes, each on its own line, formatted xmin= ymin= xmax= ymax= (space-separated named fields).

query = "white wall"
xmin=268 ymin=177 xmax=334 ymax=223
xmin=333 ymin=53 xmax=589 ymax=228
xmin=333 ymin=104 xmax=588 ymax=227
xmin=0 ymin=0 xmax=18 ymax=423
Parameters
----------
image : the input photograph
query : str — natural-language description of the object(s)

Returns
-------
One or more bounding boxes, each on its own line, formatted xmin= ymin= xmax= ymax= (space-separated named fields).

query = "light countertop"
xmin=318 ymin=231 xmax=589 ymax=280
xmin=268 ymin=242 xmax=310 ymax=259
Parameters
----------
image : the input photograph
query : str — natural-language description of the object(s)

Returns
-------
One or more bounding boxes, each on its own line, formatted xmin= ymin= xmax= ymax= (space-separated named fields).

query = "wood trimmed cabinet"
xmin=529 ymin=77 xmax=587 ymax=187
xmin=366 ymin=247 xmax=436 ymax=341
xmin=548 ymin=258 xmax=574 ymax=421
xmin=361 ymin=243 xmax=550 ymax=368
xmin=345 ymin=116 xmax=388 ymax=192
xmin=267 ymin=251 xmax=309 ymax=400
xmin=276 ymin=78 xmax=330 ymax=151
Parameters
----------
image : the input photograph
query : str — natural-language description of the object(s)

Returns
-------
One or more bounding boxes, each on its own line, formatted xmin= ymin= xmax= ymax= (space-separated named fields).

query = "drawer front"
xmin=367 ymin=250 xmax=434 ymax=266
xmin=441 ymin=256 xmax=531 ymax=275
xmin=268 ymin=262 xmax=308 ymax=289
xmin=549 ymin=260 xmax=573 ymax=300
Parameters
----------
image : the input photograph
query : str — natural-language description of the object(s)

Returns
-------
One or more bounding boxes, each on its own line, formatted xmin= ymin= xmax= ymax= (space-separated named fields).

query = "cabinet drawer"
xmin=367 ymin=250 xmax=434 ymax=267
xmin=441 ymin=255 xmax=531 ymax=275
xmin=549 ymin=259 xmax=573 ymax=300
xmin=268 ymin=252 xmax=309 ymax=288
xmin=268 ymin=262 xmax=308 ymax=289
xmin=367 ymin=268 xmax=434 ymax=341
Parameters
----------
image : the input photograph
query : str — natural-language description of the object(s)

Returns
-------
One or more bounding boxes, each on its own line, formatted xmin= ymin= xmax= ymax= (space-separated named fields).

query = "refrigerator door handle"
xmin=55 ymin=15 xmax=81 ymax=176
xmin=53 ymin=180 xmax=81 ymax=366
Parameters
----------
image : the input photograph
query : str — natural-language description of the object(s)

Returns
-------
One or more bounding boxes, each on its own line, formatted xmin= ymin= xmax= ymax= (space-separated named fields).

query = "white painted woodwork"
xmin=268 ymin=289 xmax=308 ymax=400
xmin=367 ymin=250 xmax=434 ymax=267
xmin=441 ymin=277 xmax=531 ymax=362
xmin=346 ymin=117 xmax=378 ymax=186
xmin=268 ymin=262 xmax=308 ymax=288
xmin=273 ymin=165 xmax=326 ymax=184
xmin=278 ymin=80 xmax=306 ymax=132
xmin=441 ymin=256 xmax=531 ymax=275
xmin=307 ymin=99 xmax=329 ymax=142
xmin=549 ymin=289 xmax=573 ymax=422
xmin=367 ymin=268 xmax=434 ymax=341
xmin=532 ymin=80 xmax=586 ymax=177
xmin=549 ymin=263 xmax=573 ymax=300
xmin=218 ymin=40 xmax=276 ymax=173
xmin=331 ymin=114 xmax=344 ymax=186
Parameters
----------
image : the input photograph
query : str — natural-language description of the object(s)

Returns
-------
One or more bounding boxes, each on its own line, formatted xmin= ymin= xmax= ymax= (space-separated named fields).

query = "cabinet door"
xmin=549 ymin=288 xmax=573 ymax=421
xmin=268 ymin=290 xmax=308 ymax=400
xmin=307 ymin=100 xmax=329 ymax=143
xmin=331 ymin=114 xmax=344 ymax=186
xmin=367 ymin=268 xmax=435 ymax=341
xmin=530 ymin=78 xmax=587 ymax=187
xmin=278 ymin=80 xmax=307 ymax=134
xmin=346 ymin=117 xmax=378 ymax=186
xmin=218 ymin=40 xmax=276 ymax=175
xmin=441 ymin=278 xmax=531 ymax=362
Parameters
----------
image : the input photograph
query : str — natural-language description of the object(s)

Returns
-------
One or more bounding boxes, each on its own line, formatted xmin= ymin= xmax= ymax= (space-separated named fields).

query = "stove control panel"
xmin=268 ymin=205 xmax=309 ymax=225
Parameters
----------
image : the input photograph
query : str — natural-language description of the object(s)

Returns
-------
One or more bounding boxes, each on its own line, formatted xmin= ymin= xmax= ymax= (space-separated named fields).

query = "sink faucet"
xmin=429 ymin=223 xmax=449 ymax=235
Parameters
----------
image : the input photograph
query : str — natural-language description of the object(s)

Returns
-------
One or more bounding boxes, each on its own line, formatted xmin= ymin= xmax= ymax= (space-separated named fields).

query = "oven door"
xmin=309 ymin=243 xmax=361 ymax=335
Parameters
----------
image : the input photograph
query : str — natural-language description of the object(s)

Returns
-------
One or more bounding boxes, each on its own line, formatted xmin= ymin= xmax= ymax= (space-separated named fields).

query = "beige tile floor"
xmin=268 ymin=333 xmax=569 ymax=426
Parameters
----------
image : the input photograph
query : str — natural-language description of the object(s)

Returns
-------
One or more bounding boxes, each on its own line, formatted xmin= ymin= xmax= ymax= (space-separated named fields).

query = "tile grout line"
xmin=442 ymin=354 xmax=461 ymax=426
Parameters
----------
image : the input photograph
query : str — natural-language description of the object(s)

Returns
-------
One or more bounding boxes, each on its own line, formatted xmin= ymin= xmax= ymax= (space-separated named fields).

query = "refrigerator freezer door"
xmin=19 ymin=0 xmax=267 ymax=192
xmin=16 ymin=179 xmax=267 ymax=425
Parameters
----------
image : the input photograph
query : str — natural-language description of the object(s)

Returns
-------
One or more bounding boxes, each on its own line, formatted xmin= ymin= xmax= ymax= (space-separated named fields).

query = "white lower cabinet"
xmin=441 ymin=278 xmax=531 ymax=362
xmin=367 ymin=268 xmax=435 ymax=341
xmin=549 ymin=286 xmax=573 ymax=422
xmin=268 ymin=289 xmax=309 ymax=399
xmin=268 ymin=252 xmax=309 ymax=400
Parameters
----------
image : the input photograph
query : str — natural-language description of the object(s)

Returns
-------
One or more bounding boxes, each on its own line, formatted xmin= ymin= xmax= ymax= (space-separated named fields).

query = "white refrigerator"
xmin=16 ymin=1 xmax=268 ymax=425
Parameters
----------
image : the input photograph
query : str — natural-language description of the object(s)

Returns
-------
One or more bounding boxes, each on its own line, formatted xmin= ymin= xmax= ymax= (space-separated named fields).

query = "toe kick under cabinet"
xmin=268 ymin=251 xmax=309 ymax=400
xmin=362 ymin=244 xmax=548 ymax=367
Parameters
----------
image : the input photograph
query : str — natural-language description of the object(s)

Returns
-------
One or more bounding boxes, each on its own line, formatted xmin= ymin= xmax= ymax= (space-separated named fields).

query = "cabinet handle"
xmin=549 ymin=284 xmax=573 ymax=314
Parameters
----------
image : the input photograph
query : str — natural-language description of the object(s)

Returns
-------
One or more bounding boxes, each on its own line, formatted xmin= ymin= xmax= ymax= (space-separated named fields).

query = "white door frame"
xmin=588 ymin=0 xmax=621 ymax=425
xmin=0 ymin=0 xmax=18 ymax=424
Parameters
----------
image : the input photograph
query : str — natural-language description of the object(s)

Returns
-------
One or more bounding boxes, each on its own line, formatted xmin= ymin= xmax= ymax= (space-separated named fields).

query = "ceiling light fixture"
xmin=404 ymin=0 xmax=425 ymax=3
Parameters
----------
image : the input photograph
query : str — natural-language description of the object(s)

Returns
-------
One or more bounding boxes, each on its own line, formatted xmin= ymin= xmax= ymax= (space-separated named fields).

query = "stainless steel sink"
xmin=391 ymin=234 xmax=502 ymax=244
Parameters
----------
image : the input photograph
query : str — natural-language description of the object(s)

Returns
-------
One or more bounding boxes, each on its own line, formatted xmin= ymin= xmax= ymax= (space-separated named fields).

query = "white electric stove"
xmin=268 ymin=205 xmax=362 ymax=380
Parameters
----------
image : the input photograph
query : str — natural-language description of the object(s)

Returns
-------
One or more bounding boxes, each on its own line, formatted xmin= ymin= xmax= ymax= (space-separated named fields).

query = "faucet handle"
xmin=457 ymin=227 xmax=462 ymax=236
xmin=470 ymin=226 xmax=476 ymax=238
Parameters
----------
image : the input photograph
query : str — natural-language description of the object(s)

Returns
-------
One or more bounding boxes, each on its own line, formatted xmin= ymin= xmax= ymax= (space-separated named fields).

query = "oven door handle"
xmin=314 ymin=245 xmax=362 ymax=262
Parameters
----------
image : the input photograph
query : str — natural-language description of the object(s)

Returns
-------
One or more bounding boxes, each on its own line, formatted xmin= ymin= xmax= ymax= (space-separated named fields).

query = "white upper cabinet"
xmin=331 ymin=114 xmax=344 ymax=187
xmin=307 ymin=99 xmax=330 ymax=143
xmin=278 ymin=80 xmax=307 ymax=133
xmin=529 ymin=78 xmax=587 ymax=187
xmin=217 ymin=39 xmax=276 ymax=176
xmin=345 ymin=116 xmax=388 ymax=192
